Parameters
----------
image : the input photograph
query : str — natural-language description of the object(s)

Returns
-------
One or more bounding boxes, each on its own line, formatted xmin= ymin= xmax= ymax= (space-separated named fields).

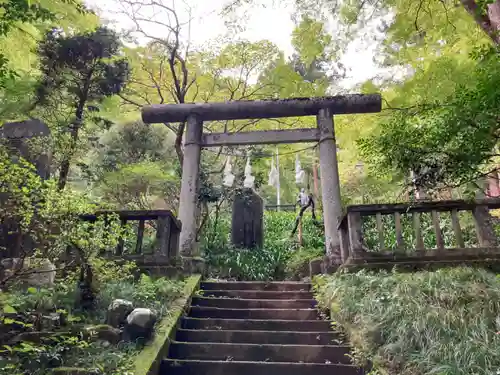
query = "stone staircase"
xmin=162 ymin=281 xmax=364 ymax=375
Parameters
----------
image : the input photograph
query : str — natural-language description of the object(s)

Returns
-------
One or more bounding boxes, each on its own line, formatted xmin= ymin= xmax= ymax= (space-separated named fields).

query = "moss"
xmin=133 ymin=274 xmax=202 ymax=375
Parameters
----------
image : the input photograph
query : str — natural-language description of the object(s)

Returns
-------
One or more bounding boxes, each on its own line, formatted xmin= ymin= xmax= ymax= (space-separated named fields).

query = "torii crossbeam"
xmin=142 ymin=94 xmax=382 ymax=263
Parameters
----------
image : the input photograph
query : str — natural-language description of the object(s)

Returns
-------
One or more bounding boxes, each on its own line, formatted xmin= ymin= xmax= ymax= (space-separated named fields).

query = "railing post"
xmin=135 ymin=219 xmax=145 ymax=254
xmin=115 ymin=217 xmax=126 ymax=256
xmin=156 ymin=215 xmax=171 ymax=256
xmin=338 ymin=217 xmax=350 ymax=263
xmin=472 ymin=204 xmax=498 ymax=247
xmin=347 ymin=211 xmax=364 ymax=259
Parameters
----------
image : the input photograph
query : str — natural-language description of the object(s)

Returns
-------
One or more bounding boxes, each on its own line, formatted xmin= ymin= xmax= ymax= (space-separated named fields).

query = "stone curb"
xmin=133 ymin=274 xmax=202 ymax=375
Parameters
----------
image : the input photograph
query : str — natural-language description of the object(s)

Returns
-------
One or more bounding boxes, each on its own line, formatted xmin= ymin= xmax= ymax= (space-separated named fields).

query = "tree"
xmin=86 ymin=120 xmax=180 ymax=210
xmin=359 ymin=48 xmax=500 ymax=193
xmin=35 ymin=26 xmax=130 ymax=190
xmin=0 ymin=0 xmax=88 ymax=86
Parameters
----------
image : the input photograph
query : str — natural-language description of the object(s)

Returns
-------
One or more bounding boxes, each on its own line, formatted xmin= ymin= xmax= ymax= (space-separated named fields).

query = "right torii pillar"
xmin=317 ymin=108 xmax=343 ymax=263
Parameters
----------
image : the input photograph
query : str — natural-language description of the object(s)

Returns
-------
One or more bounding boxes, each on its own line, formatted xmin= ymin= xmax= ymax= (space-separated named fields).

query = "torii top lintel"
xmin=141 ymin=94 xmax=382 ymax=124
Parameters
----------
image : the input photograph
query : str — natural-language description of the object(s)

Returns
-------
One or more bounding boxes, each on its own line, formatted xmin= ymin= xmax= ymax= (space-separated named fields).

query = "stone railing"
xmin=80 ymin=210 xmax=181 ymax=260
xmin=338 ymin=199 xmax=500 ymax=265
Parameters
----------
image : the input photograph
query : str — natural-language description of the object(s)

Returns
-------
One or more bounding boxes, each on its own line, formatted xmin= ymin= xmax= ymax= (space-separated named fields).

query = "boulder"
xmin=125 ymin=308 xmax=157 ymax=341
xmin=106 ymin=299 xmax=134 ymax=328
xmin=84 ymin=324 xmax=122 ymax=345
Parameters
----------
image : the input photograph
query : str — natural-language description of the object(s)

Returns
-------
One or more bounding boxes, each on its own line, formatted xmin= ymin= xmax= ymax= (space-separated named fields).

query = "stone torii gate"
xmin=142 ymin=94 xmax=382 ymax=263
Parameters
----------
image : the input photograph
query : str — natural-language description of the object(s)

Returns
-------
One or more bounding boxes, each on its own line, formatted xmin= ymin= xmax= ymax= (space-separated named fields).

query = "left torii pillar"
xmin=178 ymin=114 xmax=202 ymax=256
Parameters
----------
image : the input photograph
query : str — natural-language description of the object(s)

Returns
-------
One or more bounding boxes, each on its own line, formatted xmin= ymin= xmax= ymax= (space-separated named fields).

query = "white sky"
xmin=84 ymin=0 xmax=387 ymax=89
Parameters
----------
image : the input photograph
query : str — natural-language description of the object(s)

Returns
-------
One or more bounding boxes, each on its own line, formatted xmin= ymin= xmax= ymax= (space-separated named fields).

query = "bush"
xmin=314 ymin=267 xmax=500 ymax=375
xmin=285 ymin=247 xmax=324 ymax=280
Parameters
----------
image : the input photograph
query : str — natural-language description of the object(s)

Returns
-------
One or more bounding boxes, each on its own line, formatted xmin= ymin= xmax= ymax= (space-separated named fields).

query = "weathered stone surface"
xmin=125 ymin=308 xmax=157 ymax=340
xmin=41 ymin=312 xmax=63 ymax=330
xmin=0 ymin=119 xmax=51 ymax=179
xmin=84 ymin=324 xmax=122 ymax=345
xmin=231 ymin=188 xmax=263 ymax=249
xmin=0 ymin=258 xmax=56 ymax=287
xmin=106 ymin=299 xmax=134 ymax=328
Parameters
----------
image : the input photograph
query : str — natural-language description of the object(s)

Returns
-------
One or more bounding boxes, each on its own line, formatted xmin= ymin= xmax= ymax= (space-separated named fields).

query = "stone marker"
xmin=0 ymin=119 xmax=51 ymax=258
xmin=0 ymin=118 xmax=51 ymax=179
xmin=231 ymin=188 xmax=264 ymax=249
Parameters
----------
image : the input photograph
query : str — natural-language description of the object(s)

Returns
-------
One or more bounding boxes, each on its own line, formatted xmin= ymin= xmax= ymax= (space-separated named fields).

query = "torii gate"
xmin=142 ymin=94 xmax=382 ymax=263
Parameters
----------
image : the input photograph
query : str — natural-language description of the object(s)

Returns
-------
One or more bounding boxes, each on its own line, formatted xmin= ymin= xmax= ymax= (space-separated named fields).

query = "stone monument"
xmin=231 ymin=187 xmax=264 ymax=249
xmin=0 ymin=119 xmax=51 ymax=179
xmin=0 ymin=119 xmax=51 ymax=258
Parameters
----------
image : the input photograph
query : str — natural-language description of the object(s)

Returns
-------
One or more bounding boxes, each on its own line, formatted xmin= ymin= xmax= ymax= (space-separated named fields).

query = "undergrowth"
xmin=0 ymin=259 xmax=186 ymax=375
xmin=314 ymin=267 xmax=500 ymax=375
xmin=202 ymin=210 xmax=324 ymax=280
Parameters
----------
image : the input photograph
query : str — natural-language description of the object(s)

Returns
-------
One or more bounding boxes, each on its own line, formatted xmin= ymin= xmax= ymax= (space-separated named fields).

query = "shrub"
xmin=314 ymin=267 xmax=500 ymax=375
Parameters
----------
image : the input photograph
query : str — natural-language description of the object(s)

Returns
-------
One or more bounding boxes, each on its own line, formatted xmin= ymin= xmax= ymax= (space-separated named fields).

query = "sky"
xmin=84 ymin=0 xmax=388 ymax=89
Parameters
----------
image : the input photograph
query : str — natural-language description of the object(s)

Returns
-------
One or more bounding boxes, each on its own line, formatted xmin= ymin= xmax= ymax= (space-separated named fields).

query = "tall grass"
xmin=314 ymin=267 xmax=500 ymax=375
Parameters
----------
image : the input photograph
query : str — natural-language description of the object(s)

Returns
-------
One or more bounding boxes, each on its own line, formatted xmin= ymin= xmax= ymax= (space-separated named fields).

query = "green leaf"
xmin=27 ymin=287 xmax=37 ymax=294
xmin=3 ymin=305 xmax=17 ymax=314
xmin=3 ymin=318 xmax=15 ymax=324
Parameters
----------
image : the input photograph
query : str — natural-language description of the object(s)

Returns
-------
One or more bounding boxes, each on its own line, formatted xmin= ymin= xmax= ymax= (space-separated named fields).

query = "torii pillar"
xmin=142 ymin=95 xmax=382 ymax=263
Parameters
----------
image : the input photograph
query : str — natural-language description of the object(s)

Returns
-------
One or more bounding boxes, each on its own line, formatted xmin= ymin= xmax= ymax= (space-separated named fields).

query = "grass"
xmin=313 ymin=267 xmax=500 ymax=375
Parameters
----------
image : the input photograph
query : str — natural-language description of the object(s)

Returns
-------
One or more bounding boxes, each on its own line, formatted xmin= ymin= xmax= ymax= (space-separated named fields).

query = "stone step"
xmin=200 ymin=290 xmax=314 ymax=300
xmin=161 ymin=359 xmax=364 ymax=375
xmin=201 ymin=281 xmax=311 ymax=292
xmin=169 ymin=342 xmax=352 ymax=364
xmin=188 ymin=306 xmax=318 ymax=320
xmin=191 ymin=297 xmax=317 ymax=309
xmin=181 ymin=318 xmax=332 ymax=332
xmin=176 ymin=329 xmax=342 ymax=345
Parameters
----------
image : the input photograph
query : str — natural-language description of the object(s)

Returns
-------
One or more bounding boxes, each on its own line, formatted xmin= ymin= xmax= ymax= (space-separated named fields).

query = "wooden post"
xmin=317 ymin=108 xmax=343 ymax=262
xmin=178 ymin=114 xmax=202 ymax=256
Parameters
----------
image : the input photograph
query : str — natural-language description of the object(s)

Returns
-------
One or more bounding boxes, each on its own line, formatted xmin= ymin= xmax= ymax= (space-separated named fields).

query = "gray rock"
xmin=1 ymin=258 xmax=56 ymax=287
xmin=125 ymin=308 xmax=157 ymax=341
xmin=42 ymin=313 xmax=62 ymax=330
xmin=84 ymin=325 xmax=122 ymax=345
xmin=106 ymin=299 xmax=134 ymax=328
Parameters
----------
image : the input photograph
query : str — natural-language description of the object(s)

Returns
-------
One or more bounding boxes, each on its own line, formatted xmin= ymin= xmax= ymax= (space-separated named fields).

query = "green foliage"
xmin=285 ymin=246 xmax=324 ymax=279
xmin=314 ymin=267 xmax=500 ymax=375
xmin=203 ymin=210 xmax=324 ymax=280
xmin=0 ymin=260 xmax=186 ymax=374
xmin=0 ymin=0 xmax=87 ymax=87
xmin=0 ymin=145 xmax=124 ymax=279
xmin=360 ymin=49 xmax=500 ymax=190
xmin=97 ymin=161 xmax=179 ymax=210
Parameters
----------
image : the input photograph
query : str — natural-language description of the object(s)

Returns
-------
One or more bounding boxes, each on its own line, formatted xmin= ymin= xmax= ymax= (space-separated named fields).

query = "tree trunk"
xmin=58 ymin=100 xmax=85 ymax=190
xmin=461 ymin=0 xmax=500 ymax=45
